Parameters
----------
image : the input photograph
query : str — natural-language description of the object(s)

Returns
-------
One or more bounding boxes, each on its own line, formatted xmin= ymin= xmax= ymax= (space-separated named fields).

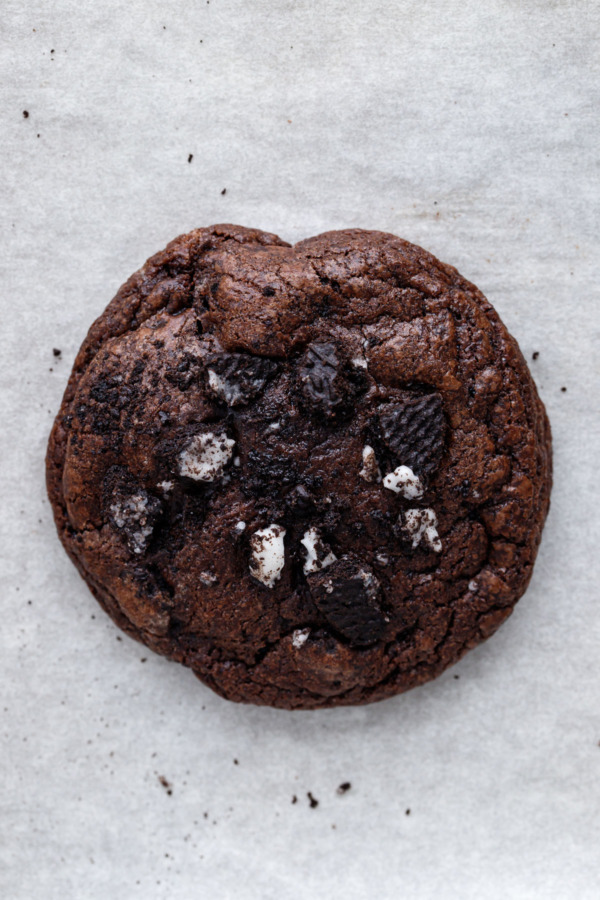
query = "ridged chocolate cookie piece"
xmin=46 ymin=225 xmax=552 ymax=709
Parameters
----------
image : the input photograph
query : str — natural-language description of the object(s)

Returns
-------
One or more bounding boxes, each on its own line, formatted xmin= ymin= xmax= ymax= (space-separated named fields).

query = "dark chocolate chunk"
xmin=285 ymin=484 xmax=315 ymax=517
xmin=297 ymin=341 xmax=365 ymax=419
xmin=206 ymin=353 xmax=278 ymax=406
xmin=307 ymin=557 xmax=386 ymax=646
xmin=378 ymin=392 xmax=446 ymax=476
xmin=245 ymin=450 xmax=298 ymax=497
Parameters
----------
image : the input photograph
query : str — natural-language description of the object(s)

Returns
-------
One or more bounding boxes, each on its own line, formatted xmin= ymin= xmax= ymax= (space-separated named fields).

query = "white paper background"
xmin=1 ymin=2 xmax=599 ymax=898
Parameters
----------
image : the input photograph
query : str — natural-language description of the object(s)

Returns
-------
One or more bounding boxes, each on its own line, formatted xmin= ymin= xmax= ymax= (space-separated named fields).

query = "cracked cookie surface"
xmin=46 ymin=225 xmax=552 ymax=709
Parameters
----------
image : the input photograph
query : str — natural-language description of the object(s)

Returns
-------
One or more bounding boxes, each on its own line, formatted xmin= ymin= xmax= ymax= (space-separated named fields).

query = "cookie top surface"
xmin=47 ymin=225 xmax=552 ymax=709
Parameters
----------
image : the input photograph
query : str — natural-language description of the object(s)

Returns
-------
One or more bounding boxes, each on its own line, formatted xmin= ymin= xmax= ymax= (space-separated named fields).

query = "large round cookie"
xmin=47 ymin=225 xmax=552 ymax=709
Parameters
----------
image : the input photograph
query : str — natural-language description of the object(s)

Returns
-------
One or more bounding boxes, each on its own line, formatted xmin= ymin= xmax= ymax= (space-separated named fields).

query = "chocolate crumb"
xmin=233 ymin=758 xmax=238 ymax=765
xmin=405 ymin=808 xmax=411 ymax=815
xmin=561 ymin=386 xmax=567 ymax=392
xmin=53 ymin=348 xmax=62 ymax=357
xmin=336 ymin=782 xmax=351 ymax=795
xmin=307 ymin=792 xmax=319 ymax=809
xmin=188 ymin=154 xmax=193 ymax=163
xmin=158 ymin=775 xmax=173 ymax=795
xmin=221 ymin=188 xmax=226 ymax=195
xmin=532 ymin=351 xmax=539 ymax=360
xmin=140 ymin=657 xmax=147 ymax=662
xmin=291 ymin=795 xmax=297 ymax=804
xmin=23 ymin=110 xmax=29 ymax=118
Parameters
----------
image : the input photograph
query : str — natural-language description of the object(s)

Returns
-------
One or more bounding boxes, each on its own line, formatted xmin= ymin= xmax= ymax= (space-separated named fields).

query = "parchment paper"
xmin=1 ymin=2 xmax=599 ymax=898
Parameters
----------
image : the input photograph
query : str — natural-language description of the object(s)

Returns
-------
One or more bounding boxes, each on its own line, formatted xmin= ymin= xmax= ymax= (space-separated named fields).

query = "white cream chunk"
xmin=359 ymin=445 xmax=382 ymax=483
xmin=300 ymin=527 xmax=337 ymax=575
xmin=383 ymin=465 xmax=424 ymax=499
xmin=351 ymin=356 xmax=368 ymax=369
xmin=207 ymin=368 xmax=244 ymax=406
xmin=158 ymin=480 xmax=173 ymax=493
xmin=199 ymin=571 xmax=217 ymax=586
xmin=292 ymin=628 xmax=310 ymax=649
xmin=234 ymin=521 xmax=246 ymax=533
xmin=402 ymin=508 xmax=442 ymax=552
xmin=110 ymin=494 xmax=155 ymax=555
xmin=178 ymin=432 xmax=235 ymax=482
xmin=249 ymin=524 xmax=286 ymax=588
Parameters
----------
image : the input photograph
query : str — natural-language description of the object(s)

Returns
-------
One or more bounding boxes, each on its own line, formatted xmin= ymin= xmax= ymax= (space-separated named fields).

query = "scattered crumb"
xmin=233 ymin=758 xmax=238 ymax=765
xmin=561 ymin=386 xmax=567 ymax=392
xmin=405 ymin=808 xmax=411 ymax=816
xmin=307 ymin=792 xmax=319 ymax=809
xmin=454 ymin=674 xmax=460 ymax=680
xmin=52 ymin=347 xmax=62 ymax=357
xmin=291 ymin=795 xmax=297 ymax=804
xmin=221 ymin=188 xmax=226 ymax=195
xmin=140 ymin=657 xmax=147 ymax=663
xmin=532 ymin=351 xmax=539 ymax=360
xmin=158 ymin=775 xmax=173 ymax=796
xmin=23 ymin=110 xmax=29 ymax=118
xmin=188 ymin=154 xmax=193 ymax=163
xmin=336 ymin=782 xmax=351 ymax=795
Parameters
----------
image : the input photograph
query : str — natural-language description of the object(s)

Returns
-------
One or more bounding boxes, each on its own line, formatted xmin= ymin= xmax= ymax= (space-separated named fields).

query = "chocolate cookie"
xmin=46 ymin=225 xmax=552 ymax=709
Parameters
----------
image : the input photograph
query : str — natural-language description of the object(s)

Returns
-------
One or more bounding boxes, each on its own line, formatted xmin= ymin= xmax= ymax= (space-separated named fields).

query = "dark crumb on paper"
xmin=51 ymin=48 xmax=54 ymax=53
xmin=405 ymin=808 xmax=411 ymax=816
xmin=307 ymin=792 xmax=319 ymax=809
xmin=188 ymin=154 xmax=193 ymax=163
xmin=291 ymin=795 xmax=297 ymax=804
xmin=158 ymin=775 xmax=173 ymax=795
xmin=561 ymin=386 xmax=567 ymax=392
xmin=336 ymin=782 xmax=351 ymax=795
xmin=221 ymin=188 xmax=226 ymax=195
xmin=140 ymin=657 xmax=147 ymax=663
xmin=454 ymin=674 xmax=460 ymax=679
xmin=53 ymin=348 xmax=62 ymax=357
xmin=23 ymin=110 xmax=29 ymax=119
xmin=233 ymin=758 xmax=238 ymax=765
xmin=532 ymin=351 xmax=539 ymax=360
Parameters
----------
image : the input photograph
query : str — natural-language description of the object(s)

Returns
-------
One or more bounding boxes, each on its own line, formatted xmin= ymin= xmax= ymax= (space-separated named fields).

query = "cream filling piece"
xmin=300 ymin=527 xmax=337 ymax=574
xmin=178 ymin=432 xmax=235 ymax=482
xmin=359 ymin=444 xmax=382 ymax=483
xmin=383 ymin=465 xmax=424 ymax=499
xmin=402 ymin=508 xmax=442 ymax=552
xmin=249 ymin=524 xmax=287 ymax=588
